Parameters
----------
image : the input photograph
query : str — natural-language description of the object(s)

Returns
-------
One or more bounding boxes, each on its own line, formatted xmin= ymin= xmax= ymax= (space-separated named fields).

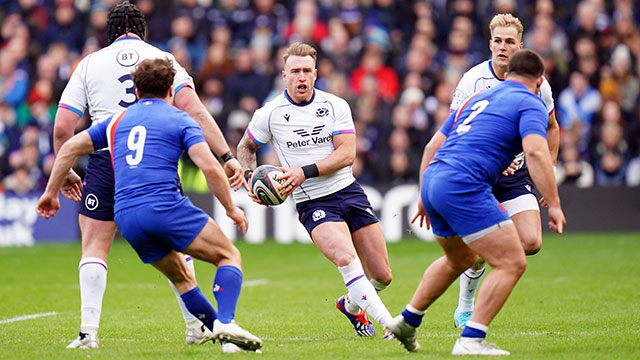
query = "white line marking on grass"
xmin=244 ymin=279 xmax=268 ymax=287
xmin=0 ymin=312 xmax=58 ymax=324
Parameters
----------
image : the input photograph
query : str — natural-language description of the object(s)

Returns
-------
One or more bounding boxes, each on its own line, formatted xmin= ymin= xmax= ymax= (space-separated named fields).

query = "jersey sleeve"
xmin=246 ymin=107 xmax=271 ymax=145
xmin=178 ymin=112 xmax=206 ymax=150
xmin=331 ymin=97 xmax=355 ymax=135
xmin=518 ymin=95 xmax=549 ymax=139
xmin=450 ymin=72 xmax=474 ymax=111
xmin=58 ymin=56 xmax=89 ymax=116
xmin=86 ymin=115 xmax=110 ymax=149
xmin=166 ymin=52 xmax=195 ymax=95
xmin=438 ymin=111 xmax=457 ymax=137
xmin=539 ymin=77 xmax=555 ymax=115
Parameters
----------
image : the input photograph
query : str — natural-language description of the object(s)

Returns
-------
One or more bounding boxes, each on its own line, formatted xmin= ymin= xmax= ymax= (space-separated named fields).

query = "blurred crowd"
xmin=1 ymin=0 xmax=640 ymax=195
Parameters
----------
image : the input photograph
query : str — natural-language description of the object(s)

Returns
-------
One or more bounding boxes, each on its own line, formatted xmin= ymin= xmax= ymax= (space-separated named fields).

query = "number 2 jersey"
xmin=86 ymin=99 xmax=205 ymax=212
xmin=58 ymin=36 xmax=194 ymax=129
xmin=436 ymin=81 xmax=548 ymax=186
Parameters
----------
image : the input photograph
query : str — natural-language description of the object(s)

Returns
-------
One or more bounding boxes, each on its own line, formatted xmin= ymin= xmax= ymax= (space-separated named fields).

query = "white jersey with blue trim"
xmin=450 ymin=59 xmax=554 ymax=115
xmin=58 ymin=37 xmax=194 ymax=127
xmin=247 ymin=89 xmax=356 ymax=203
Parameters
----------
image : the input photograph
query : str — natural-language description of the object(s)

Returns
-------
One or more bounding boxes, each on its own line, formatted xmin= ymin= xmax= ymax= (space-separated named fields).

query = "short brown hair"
xmin=283 ymin=42 xmax=317 ymax=65
xmin=508 ymin=49 xmax=544 ymax=78
xmin=489 ymin=13 xmax=524 ymax=41
xmin=131 ymin=58 xmax=176 ymax=99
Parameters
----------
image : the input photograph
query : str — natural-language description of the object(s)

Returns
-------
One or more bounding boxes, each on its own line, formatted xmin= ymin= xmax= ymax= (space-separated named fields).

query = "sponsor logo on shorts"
xmin=85 ymin=194 xmax=99 ymax=211
xmin=312 ymin=209 xmax=326 ymax=222
xmin=524 ymin=184 xmax=533 ymax=193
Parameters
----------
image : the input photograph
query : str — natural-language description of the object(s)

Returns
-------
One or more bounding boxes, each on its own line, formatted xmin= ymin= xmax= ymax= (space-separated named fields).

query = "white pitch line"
xmin=243 ymin=279 xmax=268 ymax=287
xmin=0 ymin=312 xmax=58 ymax=324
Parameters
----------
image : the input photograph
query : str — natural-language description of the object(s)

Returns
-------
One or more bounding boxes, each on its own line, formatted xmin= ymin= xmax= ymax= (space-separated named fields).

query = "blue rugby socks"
xmin=181 ymin=286 xmax=217 ymax=331
xmin=461 ymin=320 xmax=488 ymax=338
xmin=401 ymin=304 xmax=426 ymax=327
xmin=213 ymin=265 xmax=243 ymax=324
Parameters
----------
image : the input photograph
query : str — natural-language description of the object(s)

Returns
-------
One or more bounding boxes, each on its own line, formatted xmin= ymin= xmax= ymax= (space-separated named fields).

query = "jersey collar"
xmin=112 ymin=34 xmax=143 ymax=45
xmin=488 ymin=60 xmax=504 ymax=81
xmin=284 ymin=89 xmax=315 ymax=106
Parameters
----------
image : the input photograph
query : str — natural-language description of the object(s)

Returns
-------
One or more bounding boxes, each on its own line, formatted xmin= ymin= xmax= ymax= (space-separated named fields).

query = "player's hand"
xmin=61 ymin=169 xmax=83 ymax=202
xmin=226 ymin=206 xmax=248 ymax=234
xmin=278 ymin=167 xmax=305 ymax=197
xmin=502 ymin=159 xmax=519 ymax=176
xmin=547 ymin=205 xmax=566 ymax=234
xmin=36 ymin=193 xmax=60 ymax=219
xmin=245 ymin=171 xmax=269 ymax=206
xmin=224 ymin=158 xmax=250 ymax=192
xmin=410 ymin=199 xmax=431 ymax=230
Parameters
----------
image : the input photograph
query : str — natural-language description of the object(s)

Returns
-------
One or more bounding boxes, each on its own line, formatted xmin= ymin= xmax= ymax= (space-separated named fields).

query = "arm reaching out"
xmin=523 ymin=133 xmax=566 ymax=234
xmin=277 ymin=133 xmax=356 ymax=196
xmin=37 ymin=132 xmax=96 ymax=218
xmin=410 ymin=131 xmax=448 ymax=230
xmin=174 ymin=87 xmax=248 ymax=191
xmin=188 ymin=142 xmax=248 ymax=234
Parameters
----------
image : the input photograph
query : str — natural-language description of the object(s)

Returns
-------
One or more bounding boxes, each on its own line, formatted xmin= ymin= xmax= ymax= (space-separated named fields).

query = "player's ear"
xmin=282 ymin=70 xmax=286 ymax=81
xmin=135 ymin=88 xmax=139 ymax=98
xmin=519 ymin=42 xmax=523 ymax=49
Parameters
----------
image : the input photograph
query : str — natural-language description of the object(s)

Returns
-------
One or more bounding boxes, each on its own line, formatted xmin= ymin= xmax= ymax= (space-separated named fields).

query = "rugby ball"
xmin=251 ymin=165 xmax=288 ymax=206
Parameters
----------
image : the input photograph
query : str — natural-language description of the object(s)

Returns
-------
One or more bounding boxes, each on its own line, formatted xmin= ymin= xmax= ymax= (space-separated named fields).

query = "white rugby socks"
xmin=78 ymin=257 xmax=107 ymax=333
xmin=338 ymin=258 xmax=393 ymax=327
xmin=457 ymin=265 xmax=486 ymax=313
xmin=168 ymin=254 xmax=201 ymax=327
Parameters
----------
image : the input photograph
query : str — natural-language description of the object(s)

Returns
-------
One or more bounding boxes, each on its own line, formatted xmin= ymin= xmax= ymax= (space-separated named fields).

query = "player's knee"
xmin=371 ymin=271 xmax=392 ymax=288
xmin=214 ymin=244 xmax=242 ymax=266
xmin=334 ymin=253 xmax=358 ymax=268
xmin=511 ymin=256 xmax=527 ymax=278
xmin=522 ymin=237 xmax=542 ymax=255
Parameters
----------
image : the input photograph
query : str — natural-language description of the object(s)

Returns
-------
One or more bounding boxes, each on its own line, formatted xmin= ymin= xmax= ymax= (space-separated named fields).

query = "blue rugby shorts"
xmin=296 ymin=181 xmax=379 ymax=236
xmin=115 ymin=195 xmax=210 ymax=263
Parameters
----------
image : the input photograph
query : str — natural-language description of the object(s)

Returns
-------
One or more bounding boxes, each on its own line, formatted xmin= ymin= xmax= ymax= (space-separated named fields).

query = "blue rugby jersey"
xmin=87 ymin=98 xmax=205 ymax=211
xmin=436 ymin=80 xmax=548 ymax=186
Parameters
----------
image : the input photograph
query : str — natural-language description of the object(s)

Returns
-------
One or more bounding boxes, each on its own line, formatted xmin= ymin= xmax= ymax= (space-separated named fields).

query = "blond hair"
xmin=489 ymin=13 xmax=524 ymax=40
xmin=283 ymin=42 xmax=317 ymax=65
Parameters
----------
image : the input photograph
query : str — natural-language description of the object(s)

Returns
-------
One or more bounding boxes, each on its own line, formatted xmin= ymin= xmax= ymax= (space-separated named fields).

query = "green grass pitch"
xmin=1 ymin=232 xmax=639 ymax=359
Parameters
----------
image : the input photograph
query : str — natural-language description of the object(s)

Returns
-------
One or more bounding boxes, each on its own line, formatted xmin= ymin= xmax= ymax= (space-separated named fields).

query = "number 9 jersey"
xmin=58 ymin=37 xmax=194 ymax=130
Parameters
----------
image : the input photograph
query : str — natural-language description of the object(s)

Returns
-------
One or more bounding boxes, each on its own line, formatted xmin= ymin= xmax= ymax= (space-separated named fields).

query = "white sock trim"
xmin=406 ymin=304 xmax=426 ymax=315
xmin=337 ymin=257 xmax=362 ymax=274
xmin=370 ymin=278 xmax=387 ymax=292
xmin=465 ymin=320 xmax=488 ymax=332
xmin=79 ymin=257 xmax=107 ymax=271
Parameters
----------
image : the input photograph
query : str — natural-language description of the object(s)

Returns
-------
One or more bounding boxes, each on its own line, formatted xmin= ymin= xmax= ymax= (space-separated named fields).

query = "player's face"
xmin=282 ymin=55 xmax=317 ymax=104
xmin=489 ymin=26 xmax=523 ymax=72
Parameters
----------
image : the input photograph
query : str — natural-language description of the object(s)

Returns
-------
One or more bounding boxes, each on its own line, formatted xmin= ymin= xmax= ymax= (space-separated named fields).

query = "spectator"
xmin=350 ymin=47 xmax=399 ymax=101
xmin=557 ymin=71 xmax=602 ymax=148
xmin=224 ymin=48 xmax=270 ymax=109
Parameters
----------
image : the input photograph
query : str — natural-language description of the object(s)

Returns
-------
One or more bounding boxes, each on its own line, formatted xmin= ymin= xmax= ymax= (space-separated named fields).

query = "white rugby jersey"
xmin=450 ymin=59 xmax=554 ymax=115
xmin=247 ymin=89 xmax=356 ymax=203
xmin=59 ymin=36 xmax=194 ymax=126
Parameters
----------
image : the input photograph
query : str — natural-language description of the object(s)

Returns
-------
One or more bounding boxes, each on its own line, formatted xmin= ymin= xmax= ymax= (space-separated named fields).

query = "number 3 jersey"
xmin=58 ymin=37 xmax=194 ymax=128
xmin=436 ymin=81 xmax=548 ymax=187
xmin=246 ymin=89 xmax=356 ymax=203
xmin=86 ymin=99 xmax=205 ymax=212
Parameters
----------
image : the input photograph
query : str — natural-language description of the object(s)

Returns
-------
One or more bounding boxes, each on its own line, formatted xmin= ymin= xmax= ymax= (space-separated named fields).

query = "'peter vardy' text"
xmin=286 ymin=135 xmax=333 ymax=148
